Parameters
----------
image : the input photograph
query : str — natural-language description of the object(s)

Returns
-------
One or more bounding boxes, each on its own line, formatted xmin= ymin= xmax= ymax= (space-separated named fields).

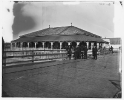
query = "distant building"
xmin=4 ymin=43 xmax=11 ymax=50
xmin=103 ymin=38 xmax=121 ymax=51
xmin=11 ymin=25 xmax=107 ymax=50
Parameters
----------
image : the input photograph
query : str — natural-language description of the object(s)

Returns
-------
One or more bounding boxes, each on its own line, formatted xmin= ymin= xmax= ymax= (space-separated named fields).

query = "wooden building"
xmin=103 ymin=38 xmax=121 ymax=51
xmin=11 ymin=25 xmax=106 ymax=50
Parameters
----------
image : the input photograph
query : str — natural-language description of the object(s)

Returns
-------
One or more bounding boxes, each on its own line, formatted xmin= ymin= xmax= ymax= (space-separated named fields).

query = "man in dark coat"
xmin=94 ymin=46 xmax=98 ymax=60
xmin=73 ymin=46 xmax=77 ymax=60
xmin=92 ymin=46 xmax=94 ymax=59
xmin=77 ymin=45 xmax=81 ymax=59
xmin=67 ymin=45 xmax=72 ymax=60
xmin=84 ymin=46 xmax=88 ymax=59
xmin=111 ymin=46 xmax=113 ymax=54
xmin=81 ymin=45 xmax=84 ymax=59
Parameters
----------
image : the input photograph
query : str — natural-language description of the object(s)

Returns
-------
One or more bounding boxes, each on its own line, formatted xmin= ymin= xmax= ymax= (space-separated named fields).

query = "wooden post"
xmin=35 ymin=42 xmax=37 ymax=49
xmin=11 ymin=42 xmax=12 ymax=50
xmin=97 ymin=43 xmax=99 ymax=49
xmin=68 ymin=42 xmax=71 ymax=46
xmin=32 ymin=50 xmax=34 ymax=63
xmin=76 ymin=42 xmax=80 ymax=46
xmin=21 ymin=42 xmax=23 ymax=50
xmin=2 ymin=38 xmax=6 ymax=67
xmin=60 ymin=42 xmax=62 ymax=53
xmin=91 ymin=42 xmax=94 ymax=49
xmin=51 ymin=42 xmax=53 ymax=50
xmin=15 ymin=42 xmax=16 ymax=49
xmin=42 ymin=42 xmax=45 ymax=50
xmin=28 ymin=42 xmax=29 ymax=48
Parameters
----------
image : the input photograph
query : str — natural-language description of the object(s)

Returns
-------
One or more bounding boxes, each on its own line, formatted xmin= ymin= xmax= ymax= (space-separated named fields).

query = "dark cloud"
xmin=119 ymin=1 xmax=123 ymax=6
xmin=7 ymin=8 xmax=10 ymax=12
xmin=12 ymin=3 xmax=36 ymax=39
xmin=14 ymin=1 xmax=19 ymax=3
xmin=12 ymin=2 xmax=114 ymax=39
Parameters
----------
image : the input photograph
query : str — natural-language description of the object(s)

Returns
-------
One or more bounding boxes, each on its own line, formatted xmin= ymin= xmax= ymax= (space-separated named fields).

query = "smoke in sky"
xmin=4 ymin=1 xmax=123 ymax=42
xmin=2 ymin=2 xmax=123 ymax=42
xmin=11 ymin=2 xmax=114 ymax=40
xmin=12 ymin=2 xmax=36 ymax=39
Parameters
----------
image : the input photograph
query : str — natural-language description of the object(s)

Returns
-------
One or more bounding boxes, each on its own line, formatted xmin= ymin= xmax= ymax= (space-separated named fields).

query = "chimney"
xmin=71 ymin=23 xmax=72 ymax=26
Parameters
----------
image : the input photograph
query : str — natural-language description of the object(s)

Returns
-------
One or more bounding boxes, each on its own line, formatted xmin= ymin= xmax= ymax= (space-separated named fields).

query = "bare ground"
xmin=2 ymin=53 xmax=121 ymax=98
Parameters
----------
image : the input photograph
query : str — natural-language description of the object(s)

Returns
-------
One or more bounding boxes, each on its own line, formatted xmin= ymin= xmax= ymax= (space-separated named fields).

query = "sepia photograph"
xmin=2 ymin=0 xmax=122 ymax=98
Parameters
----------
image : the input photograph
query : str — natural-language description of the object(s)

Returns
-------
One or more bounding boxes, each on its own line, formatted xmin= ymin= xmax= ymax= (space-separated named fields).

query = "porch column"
xmin=60 ymin=42 xmax=62 ymax=53
xmin=97 ymin=43 xmax=99 ymax=49
xmin=60 ymin=42 xmax=62 ymax=49
xmin=76 ymin=42 xmax=80 ymax=46
xmin=21 ymin=42 xmax=23 ymax=50
xmin=51 ymin=42 xmax=53 ymax=50
xmin=27 ymin=42 xmax=29 ymax=48
xmin=15 ymin=42 xmax=16 ymax=48
xmin=42 ymin=42 xmax=45 ymax=50
xmin=11 ymin=42 xmax=13 ymax=50
xmin=91 ymin=42 xmax=94 ymax=49
xmin=68 ymin=42 xmax=71 ymax=46
xmin=35 ymin=42 xmax=37 ymax=48
xmin=14 ymin=42 xmax=16 ymax=50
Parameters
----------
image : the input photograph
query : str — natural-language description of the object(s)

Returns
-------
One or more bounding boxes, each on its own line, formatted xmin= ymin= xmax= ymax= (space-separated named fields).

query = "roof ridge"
xmin=20 ymin=26 xmax=71 ymax=37
xmin=78 ymin=28 xmax=100 ymax=37
xmin=57 ymin=26 xmax=71 ymax=35
xmin=75 ymin=26 xmax=101 ymax=38
xmin=69 ymin=26 xmax=90 ymax=36
xmin=38 ymin=26 xmax=70 ymax=36
xmin=20 ymin=28 xmax=49 ymax=37
xmin=20 ymin=25 xmax=101 ymax=38
xmin=48 ymin=25 xmax=69 ymax=29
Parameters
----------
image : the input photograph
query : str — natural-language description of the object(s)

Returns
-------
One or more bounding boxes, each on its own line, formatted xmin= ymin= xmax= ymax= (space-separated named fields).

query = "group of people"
xmin=92 ymin=46 xmax=98 ymax=60
xmin=109 ymin=46 xmax=113 ymax=53
xmin=65 ymin=44 xmax=98 ymax=60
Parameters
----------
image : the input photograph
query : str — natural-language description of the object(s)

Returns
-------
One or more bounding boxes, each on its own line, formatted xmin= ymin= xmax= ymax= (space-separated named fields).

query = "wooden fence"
xmin=2 ymin=47 xmax=116 ymax=67
xmin=2 ymin=49 xmax=68 ymax=67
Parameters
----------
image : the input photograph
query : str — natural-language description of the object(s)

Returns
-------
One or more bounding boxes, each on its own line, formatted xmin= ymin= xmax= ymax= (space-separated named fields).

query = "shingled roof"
xmin=20 ymin=26 xmax=101 ymax=38
xmin=12 ymin=26 xmax=106 ymax=42
xmin=13 ymin=34 xmax=105 ymax=42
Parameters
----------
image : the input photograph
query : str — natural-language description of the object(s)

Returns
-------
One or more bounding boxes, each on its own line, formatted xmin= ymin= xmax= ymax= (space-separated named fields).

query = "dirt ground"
xmin=2 ymin=53 xmax=121 ymax=98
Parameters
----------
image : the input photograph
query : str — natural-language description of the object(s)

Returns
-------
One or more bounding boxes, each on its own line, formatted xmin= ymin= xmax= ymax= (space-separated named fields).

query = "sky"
xmin=2 ymin=1 xmax=124 ymax=42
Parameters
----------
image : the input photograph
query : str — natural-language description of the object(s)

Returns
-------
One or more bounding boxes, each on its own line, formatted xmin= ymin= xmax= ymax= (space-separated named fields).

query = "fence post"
xmin=2 ymin=38 xmax=6 ymax=67
xmin=32 ymin=50 xmax=34 ymax=63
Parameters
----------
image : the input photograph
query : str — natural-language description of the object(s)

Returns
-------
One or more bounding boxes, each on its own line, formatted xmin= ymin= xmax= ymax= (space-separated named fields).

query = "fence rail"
xmin=2 ymin=47 xmax=119 ymax=67
xmin=4 ymin=52 xmax=67 ymax=58
xmin=2 ymin=49 xmax=67 ymax=67
xmin=4 ymin=49 xmax=66 ymax=52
